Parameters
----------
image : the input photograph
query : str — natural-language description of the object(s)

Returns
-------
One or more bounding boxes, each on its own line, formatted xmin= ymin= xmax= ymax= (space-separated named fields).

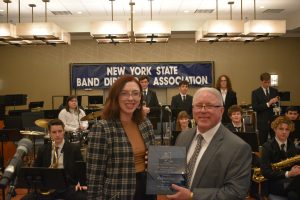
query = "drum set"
xmin=20 ymin=110 xmax=102 ymax=161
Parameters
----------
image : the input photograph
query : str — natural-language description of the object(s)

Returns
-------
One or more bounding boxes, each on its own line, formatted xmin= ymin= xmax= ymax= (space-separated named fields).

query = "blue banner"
xmin=71 ymin=62 xmax=214 ymax=89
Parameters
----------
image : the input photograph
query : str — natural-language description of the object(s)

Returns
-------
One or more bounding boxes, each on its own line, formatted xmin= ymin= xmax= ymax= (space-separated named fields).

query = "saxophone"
xmin=252 ymin=154 xmax=300 ymax=183
xmin=40 ymin=140 xmax=59 ymax=195
xmin=50 ymin=140 xmax=59 ymax=168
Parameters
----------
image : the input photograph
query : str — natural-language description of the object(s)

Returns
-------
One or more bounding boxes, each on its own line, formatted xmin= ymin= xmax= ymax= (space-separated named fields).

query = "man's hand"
xmin=288 ymin=165 xmax=300 ymax=177
xmin=75 ymin=182 xmax=87 ymax=191
xmin=143 ymin=106 xmax=150 ymax=114
xmin=166 ymin=184 xmax=192 ymax=200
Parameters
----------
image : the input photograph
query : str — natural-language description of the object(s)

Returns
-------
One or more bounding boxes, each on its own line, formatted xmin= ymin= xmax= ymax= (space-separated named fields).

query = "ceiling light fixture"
xmin=90 ymin=0 xmax=130 ymax=44
xmin=243 ymin=0 xmax=286 ymax=39
xmin=196 ymin=0 xmax=244 ymax=42
xmin=134 ymin=0 xmax=171 ymax=43
xmin=14 ymin=0 xmax=70 ymax=45
xmin=0 ymin=0 xmax=16 ymax=44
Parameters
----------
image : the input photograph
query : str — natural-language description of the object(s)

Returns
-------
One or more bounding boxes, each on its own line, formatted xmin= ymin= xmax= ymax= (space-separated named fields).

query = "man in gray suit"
xmin=167 ymin=87 xmax=252 ymax=200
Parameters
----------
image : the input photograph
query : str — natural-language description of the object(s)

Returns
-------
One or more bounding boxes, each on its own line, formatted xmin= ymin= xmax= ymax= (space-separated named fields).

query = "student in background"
xmin=175 ymin=111 xmax=190 ymax=132
xmin=226 ymin=105 xmax=254 ymax=133
xmin=171 ymin=80 xmax=193 ymax=121
xmin=58 ymin=95 xmax=88 ymax=132
xmin=285 ymin=106 xmax=300 ymax=147
xmin=260 ymin=116 xmax=300 ymax=199
xmin=215 ymin=75 xmax=237 ymax=124
xmin=22 ymin=119 xmax=86 ymax=200
xmin=252 ymin=72 xmax=279 ymax=145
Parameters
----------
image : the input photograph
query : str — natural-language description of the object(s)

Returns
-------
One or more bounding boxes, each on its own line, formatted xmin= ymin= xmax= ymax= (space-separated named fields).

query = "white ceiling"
xmin=1 ymin=0 xmax=300 ymax=34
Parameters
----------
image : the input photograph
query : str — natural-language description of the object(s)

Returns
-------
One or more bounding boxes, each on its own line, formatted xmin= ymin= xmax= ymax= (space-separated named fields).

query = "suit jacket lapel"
xmin=63 ymin=142 xmax=70 ymax=169
xmin=191 ymin=126 xmax=224 ymax=188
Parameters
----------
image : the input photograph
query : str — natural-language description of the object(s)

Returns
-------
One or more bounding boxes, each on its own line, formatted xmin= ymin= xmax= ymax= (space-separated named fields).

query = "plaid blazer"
xmin=86 ymin=118 xmax=155 ymax=200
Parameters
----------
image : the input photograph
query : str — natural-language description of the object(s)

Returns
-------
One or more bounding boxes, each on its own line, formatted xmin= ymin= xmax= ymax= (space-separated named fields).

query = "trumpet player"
xmin=252 ymin=72 xmax=279 ymax=145
xmin=22 ymin=119 xmax=86 ymax=200
xmin=260 ymin=116 xmax=300 ymax=200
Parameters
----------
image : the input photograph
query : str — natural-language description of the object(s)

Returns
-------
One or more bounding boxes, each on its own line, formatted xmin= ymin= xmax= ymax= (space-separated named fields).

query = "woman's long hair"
xmin=215 ymin=74 xmax=233 ymax=91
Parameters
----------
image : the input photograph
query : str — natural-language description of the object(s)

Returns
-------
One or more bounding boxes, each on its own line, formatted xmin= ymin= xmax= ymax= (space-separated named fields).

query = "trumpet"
xmin=273 ymin=96 xmax=281 ymax=116
xmin=40 ymin=140 xmax=59 ymax=195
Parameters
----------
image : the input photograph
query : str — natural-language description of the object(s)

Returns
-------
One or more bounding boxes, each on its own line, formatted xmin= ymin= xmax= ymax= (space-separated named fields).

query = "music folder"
xmin=146 ymin=145 xmax=186 ymax=195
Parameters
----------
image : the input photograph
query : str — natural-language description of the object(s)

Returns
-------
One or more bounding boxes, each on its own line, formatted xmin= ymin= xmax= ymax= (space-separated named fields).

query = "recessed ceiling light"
xmin=259 ymin=6 xmax=265 ymax=9
xmin=77 ymin=11 xmax=83 ymax=14
xmin=0 ymin=9 xmax=4 ymax=12
xmin=184 ymin=10 xmax=190 ymax=13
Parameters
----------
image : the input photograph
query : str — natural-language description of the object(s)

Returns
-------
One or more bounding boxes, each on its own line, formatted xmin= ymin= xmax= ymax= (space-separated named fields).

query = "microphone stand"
xmin=167 ymin=108 xmax=172 ymax=145
xmin=6 ymin=177 xmax=17 ymax=200
xmin=159 ymin=105 xmax=164 ymax=145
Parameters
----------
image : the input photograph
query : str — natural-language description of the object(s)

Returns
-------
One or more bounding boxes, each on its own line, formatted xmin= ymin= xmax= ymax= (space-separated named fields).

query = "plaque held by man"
xmin=146 ymin=145 xmax=186 ymax=195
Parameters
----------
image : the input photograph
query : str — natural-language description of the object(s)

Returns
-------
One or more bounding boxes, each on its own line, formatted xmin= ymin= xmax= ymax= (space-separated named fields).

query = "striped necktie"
xmin=186 ymin=134 xmax=203 ymax=187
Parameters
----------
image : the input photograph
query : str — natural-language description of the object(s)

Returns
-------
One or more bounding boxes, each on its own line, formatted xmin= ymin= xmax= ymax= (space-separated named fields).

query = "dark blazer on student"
xmin=252 ymin=86 xmax=278 ymax=144
xmin=260 ymin=138 xmax=300 ymax=196
xmin=34 ymin=141 xmax=83 ymax=186
xmin=219 ymin=90 xmax=237 ymax=124
xmin=252 ymin=87 xmax=278 ymax=131
xmin=226 ymin=123 xmax=255 ymax=133
xmin=143 ymin=88 xmax=160 ymax=117
xmin=170 ymin=93 xmax=193 ymax=120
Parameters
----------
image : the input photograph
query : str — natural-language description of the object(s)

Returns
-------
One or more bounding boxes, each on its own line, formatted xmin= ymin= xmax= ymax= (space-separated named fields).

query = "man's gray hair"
xmin=193 ymin=87 xmax=224 ymax=106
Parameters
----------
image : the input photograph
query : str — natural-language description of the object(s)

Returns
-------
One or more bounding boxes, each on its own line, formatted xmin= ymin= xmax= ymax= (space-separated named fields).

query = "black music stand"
xmin=233 ymin=131 xmax=259 ymax=152
xmin=29 ymin=101 xmax=44 ymax=110
xmin=16 ymin=167 xmax=67 ymax=200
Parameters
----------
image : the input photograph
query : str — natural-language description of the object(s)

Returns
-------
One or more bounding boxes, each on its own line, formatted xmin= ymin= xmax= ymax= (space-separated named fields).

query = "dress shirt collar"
xmin=143 ymin=88 xmax=148 ymax=94
xmin=56 ymin=139 xmax=65 ymax=151
xmin=196 ymin=122 xmax=221 ymax=145
xmin=220 ymin=89 xmax=227 ymax=94
xmin=261 ymin=87 xmax=269 ymax=94
xmin=275 ymin=137 xmax=287 ymax=151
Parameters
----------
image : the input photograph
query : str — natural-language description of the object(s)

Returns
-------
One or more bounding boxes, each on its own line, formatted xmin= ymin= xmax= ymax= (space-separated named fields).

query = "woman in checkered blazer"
xmin=87 ymin=75 xmax=156 ymax=200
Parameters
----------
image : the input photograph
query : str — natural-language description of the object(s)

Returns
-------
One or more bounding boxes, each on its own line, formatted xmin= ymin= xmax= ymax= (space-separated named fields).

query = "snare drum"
xmin=66 ymin=131 xmax=81 ymax=144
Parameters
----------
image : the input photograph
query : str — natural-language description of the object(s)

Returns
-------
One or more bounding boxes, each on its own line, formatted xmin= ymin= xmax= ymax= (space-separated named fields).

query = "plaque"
xmin=146 ymin=145 xmax=186 ymax=195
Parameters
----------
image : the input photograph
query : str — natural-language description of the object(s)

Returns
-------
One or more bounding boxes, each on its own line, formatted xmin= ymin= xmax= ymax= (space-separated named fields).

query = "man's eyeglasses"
xmin=120 ymin=90 xmax=141 ymax=99
xmin=193 ymin=104 xmax=223 ymax=111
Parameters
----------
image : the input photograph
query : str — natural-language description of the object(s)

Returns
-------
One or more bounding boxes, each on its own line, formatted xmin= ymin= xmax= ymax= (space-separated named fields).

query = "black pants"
xmin=134 ymin=172 xmax=156 ymax=200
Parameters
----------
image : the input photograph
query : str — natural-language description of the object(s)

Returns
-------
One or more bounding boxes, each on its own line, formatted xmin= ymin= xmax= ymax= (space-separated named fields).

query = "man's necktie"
xmin=52 ymin=146 xmax=59 ymax=168
xmin=183 ymin=95 xmax=186 ymax=102
xmin=186 ymin=134 xmax=203 ymax=187
xmin=143 ymin=91 xmax=147 ymax=102
xmin=280 ymin=144 xmax=286 ymax=159
xmin=266 ymin=88 xmax=269 ymax=97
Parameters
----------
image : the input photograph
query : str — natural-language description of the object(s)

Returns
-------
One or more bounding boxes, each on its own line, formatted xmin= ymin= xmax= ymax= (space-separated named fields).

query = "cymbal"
xmin=35 ymin=119 xmax=51 ymax=129
xmin=81 ymin=111 xmax=102 ymax=121
xmin=20 ymin=130 xmax=45 ymax=136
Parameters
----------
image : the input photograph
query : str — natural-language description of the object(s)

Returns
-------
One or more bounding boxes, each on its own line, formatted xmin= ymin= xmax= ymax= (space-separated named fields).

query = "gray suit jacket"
xmin=176 ymin=124 xmax=252 ymax=200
